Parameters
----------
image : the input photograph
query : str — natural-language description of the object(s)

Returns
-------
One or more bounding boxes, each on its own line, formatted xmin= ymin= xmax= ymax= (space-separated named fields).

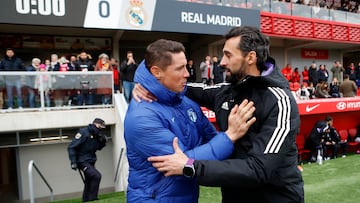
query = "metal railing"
xmin=114 ymin=147 xmax=124 ymax=183
xmin=0 ymin=71 xmax=114 ymax=112
xmin=28 ymin=160 xmax=54 ymax=203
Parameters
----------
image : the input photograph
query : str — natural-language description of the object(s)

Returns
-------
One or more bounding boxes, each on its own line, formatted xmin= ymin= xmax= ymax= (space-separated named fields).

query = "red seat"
xmin=289 ymin=82 xmax=295 ymax=91
xmin=347 ymin=128 xmax=359 ymax=151
xmin=293 ymin=82 xmax=301 ymax=91
xmin=338 ymin=129 xmax=348 ymax=141
xmin=296 ymin=134 xmax=310 ymax=163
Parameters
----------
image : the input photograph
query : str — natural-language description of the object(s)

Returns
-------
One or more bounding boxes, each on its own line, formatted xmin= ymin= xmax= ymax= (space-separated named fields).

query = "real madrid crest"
xmin=187 ymin=109 xmax=197 ymax=123
xmin=127 ymin=0 xmax=146 ymax=27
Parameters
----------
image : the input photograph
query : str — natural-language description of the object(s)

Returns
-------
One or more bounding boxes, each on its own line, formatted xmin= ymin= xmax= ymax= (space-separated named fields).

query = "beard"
xmin=226 ymin=60 xmax=247 ymax=85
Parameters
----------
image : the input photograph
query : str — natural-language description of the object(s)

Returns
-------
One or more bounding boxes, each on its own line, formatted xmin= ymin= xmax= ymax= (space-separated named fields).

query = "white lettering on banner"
xmin=304 ymin=51 xmax=318 ymax=57
xmin=181 ymin=12 xmax=206 ymax=24
xmin=207 ymin=14 xmax=241 ymax=26
xmin=336 ymin=101 xmax=360 ymax=111
xmin=181 ymin=12 xmax=241 ymax=26
xmin=202 ymin=109 xmax=216 ymax=119
xmin=347 ymin=101 xmax=360 ymax=109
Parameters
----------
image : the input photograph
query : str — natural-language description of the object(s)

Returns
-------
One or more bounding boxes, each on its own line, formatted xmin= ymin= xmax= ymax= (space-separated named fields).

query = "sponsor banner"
xmin=201 ymin=107 xmax=216 ymax=123
xmin=84 ymin=0 xmax=260 ymax=34
xmin=0 ymin=0 xmax=87 ymax=26
xmin=297 ymin=97 xmax=360 ymax=115
xmin=151 ymin=0 xmax=260 ymax=35
xmin=301 ymin=48 xmax=329 ymax=60
xmin=0 ymin=0 xmax=260 ymax=36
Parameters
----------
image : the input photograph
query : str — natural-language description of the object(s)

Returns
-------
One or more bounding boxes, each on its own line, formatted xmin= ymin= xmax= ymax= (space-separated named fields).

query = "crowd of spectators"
xmin=282 ymin=61 xmax=360 ymax=100
xmin=0 ymin=48 xmax=123 ymax=111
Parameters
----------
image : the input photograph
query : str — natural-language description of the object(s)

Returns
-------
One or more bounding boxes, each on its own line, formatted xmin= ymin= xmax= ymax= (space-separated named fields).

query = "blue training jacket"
xmin=124 ymin=61 xmax=234 ymax=203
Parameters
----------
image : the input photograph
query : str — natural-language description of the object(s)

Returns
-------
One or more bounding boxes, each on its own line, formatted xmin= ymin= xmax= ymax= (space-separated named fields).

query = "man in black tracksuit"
xmin=68 ymin=118 xmax=107 ymax=202
xmin=147 ymin=26 xmax=304 ymax=202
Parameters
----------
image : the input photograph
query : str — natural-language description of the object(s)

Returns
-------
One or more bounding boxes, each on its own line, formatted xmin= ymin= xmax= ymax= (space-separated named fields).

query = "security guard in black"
xmin=68 ymin=118 xmax=107 ymax=202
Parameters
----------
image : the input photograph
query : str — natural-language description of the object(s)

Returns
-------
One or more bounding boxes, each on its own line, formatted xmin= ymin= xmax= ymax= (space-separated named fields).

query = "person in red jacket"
xmin=281 ymin=63 xmax=292 ymax=81
xmin=291 ymin=67 xmax=301 ymax=83
xmin=302 ymin=65 xmax=309 ymax=84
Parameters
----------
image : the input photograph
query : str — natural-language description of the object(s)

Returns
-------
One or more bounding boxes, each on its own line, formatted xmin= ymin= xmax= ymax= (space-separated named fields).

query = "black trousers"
xmin=79 ymin=162 xmax=101 ymax=202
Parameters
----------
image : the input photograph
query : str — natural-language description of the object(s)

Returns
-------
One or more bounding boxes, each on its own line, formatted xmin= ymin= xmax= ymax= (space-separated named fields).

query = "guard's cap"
xmin=93 ymin=118 xmax=106 ymax=128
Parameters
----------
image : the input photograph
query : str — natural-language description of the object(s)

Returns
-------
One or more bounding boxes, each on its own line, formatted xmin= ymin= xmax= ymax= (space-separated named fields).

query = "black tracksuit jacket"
xmin=186 ymin=58 xmax=304 ymax=203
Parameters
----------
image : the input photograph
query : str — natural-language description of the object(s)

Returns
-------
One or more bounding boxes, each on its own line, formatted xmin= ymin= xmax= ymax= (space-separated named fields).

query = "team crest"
xmin=75 ymin=133 xmax=82 ymax=139
xmin=187 ymin=109 xmax=197 ymax=123
xmin=127 ymin=0 xmax=146 ymax=27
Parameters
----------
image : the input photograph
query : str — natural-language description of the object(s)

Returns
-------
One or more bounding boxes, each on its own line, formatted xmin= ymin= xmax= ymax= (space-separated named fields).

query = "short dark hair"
xmin=344 ymin=74 xmax=349 ymax=79
xmin=145 ymin=39 xmax=185 ymax=70
xmin=224 ymin=26 xmax=270 ymax=72
xmin=93 ymin=118 xmax=106 ymax=128
xmin=325 ymin=116 xmax=333 ymax=122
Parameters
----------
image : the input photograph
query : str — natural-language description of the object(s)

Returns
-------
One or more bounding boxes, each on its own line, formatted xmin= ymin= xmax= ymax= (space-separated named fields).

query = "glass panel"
xmin=0 ymin=71 xmax=114 ymax=111
xmin=271 ymin=1 xmax=291 ymax=15
xmin=346 ymin=12 xmax=360 ymax=24
xmin=311 ymin=6 xmax=331 ymax=20
xmin=292 ymin=3 xmax=312 ymax=18
xmin=332 ymin=9 xmax=347 ymax=23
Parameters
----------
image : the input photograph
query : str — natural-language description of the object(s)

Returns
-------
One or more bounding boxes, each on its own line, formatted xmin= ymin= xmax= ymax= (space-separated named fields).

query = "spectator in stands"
xmin=44 ymin=59 xmax=51 ymax=71
xmin=95 ymin=53 xmax=112 ymax=105
xmin=120 ymin=51 xmax=138 ymax=103
xmin=186 ymin=59 xmax=196 ymax=83
xmin=340 ymin=74 xmax=357 ymax=97
xmin=281 ymin=63 xmax=292 ymax=81
xmin=296 ymin=84 xmax=310 ymax=100
xmin=309 ymin=61 xmax=318 ymax=85
xmin=291 ymin=67 xmax=301 ymax=83
xmin=331 ymin=60 xmax=345 ymax=83
xmin=25 ymin=58 xmax=41 ymax=108
xmin=307 ymin=82 xmax=316 ymax=99
xmin=54 ymin=56 xmax=70 ymax=72
xmin=110 ymin=57 xmax=120 ymax=93
xmin=68 ymin=55 xmax=78 ymax=71
xmin=329 ymin=77 xmax=341 ymax=98
xmin=212 ymin=56 xmax=225 ymax=84
xmin=302 ymin=65 xmax=309 ymax=84
xmin=199 ymin=55 xmax=213 ymax=85
xmin=0 ymin=48 xmax=25 ymax=110
xmin=315 ymin=81 xmax=331 ymax=98
xmin=49 ymin=54 xmax=60 ymax=71
xmin=76 ymin=51 xmax=94 ymax=72
xmin=317 ymin=64 xmax=329 ymax=83
xmin=346 ymin=62 xmax=357 ymax=82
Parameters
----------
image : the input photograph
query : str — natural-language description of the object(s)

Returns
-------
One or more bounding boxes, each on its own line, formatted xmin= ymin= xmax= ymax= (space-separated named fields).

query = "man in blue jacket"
xmin=124 ymin=39 xmax=256 ymax=203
